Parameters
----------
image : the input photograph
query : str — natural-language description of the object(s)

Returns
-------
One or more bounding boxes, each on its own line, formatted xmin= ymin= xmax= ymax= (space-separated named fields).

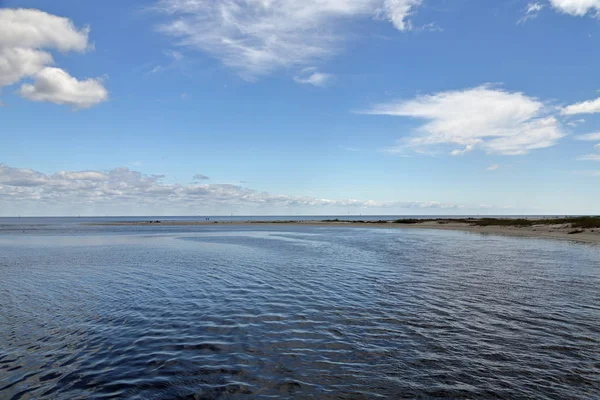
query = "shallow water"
xmin=1 ymin=224 xmax=599 ymax=399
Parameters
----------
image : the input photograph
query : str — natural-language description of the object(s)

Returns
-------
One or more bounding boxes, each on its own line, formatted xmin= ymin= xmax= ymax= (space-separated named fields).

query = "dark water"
xmin=1 ymin=223 xmax=599 ymax=399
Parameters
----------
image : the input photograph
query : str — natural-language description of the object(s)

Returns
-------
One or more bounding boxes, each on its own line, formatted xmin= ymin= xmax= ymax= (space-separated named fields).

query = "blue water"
xmin=1 ymin=221 xmax=599 ymax=399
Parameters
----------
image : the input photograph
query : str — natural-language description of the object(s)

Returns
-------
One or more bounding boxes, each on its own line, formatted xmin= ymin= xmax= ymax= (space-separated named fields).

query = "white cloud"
xmin=19 ymin=67 xmax=108 ymax=108
xmin=148 ymin=50 xmax=185 ymax=74
xmin=518 ymin=2 xmax=544 ymax=23
xmin=566 ymin=118 xmax=585 ymax=127
xmin=528 ymin=2 xmax=545 ymax=13
xmin=561 ymin=97 xmax=600 ymax=115
xmin=549 ymin=0 xmax=600 ymax=16
xmin=339 ymin=145 xmax=362 ymax=151
xmin=0 ymin=8 xmax=89 ymax=51
xmin=155 ymin=0 xmax=424 ymax=78
xmin=0 ymin=163 xmax=491 ymax=213
xmin=294 ymin=67 xmax=334 ymax=87
xmin=0 ymin=8 xmax=107 ymax=107
xmin=576 ymin=132 xmax=600 ymax=141
xmin=0 ymin=47 xmax=53 ymax=87
xmin=415 ymin=22 xmax=443 ymax=32
xmin=376 ymin=0 xmax=423 ymax=31
xmin=365 ymin=85 xmax=566 ymax=156
xmin=487 ymin=164 xmax=500 ymax=171
xmin=451 ymin=144 xmax=475 ymax=156
xmin=577 ymin=154 xmax=600 ymax=161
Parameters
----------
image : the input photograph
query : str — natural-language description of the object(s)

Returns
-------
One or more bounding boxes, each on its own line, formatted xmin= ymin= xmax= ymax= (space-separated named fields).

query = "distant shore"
xmin=91 ymin=217 xmax=600 ymax=244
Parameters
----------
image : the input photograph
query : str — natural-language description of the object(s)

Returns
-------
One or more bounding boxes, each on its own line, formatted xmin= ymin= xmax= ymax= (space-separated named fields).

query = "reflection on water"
xmin=1 ymin=225 xmax=599 ymax=399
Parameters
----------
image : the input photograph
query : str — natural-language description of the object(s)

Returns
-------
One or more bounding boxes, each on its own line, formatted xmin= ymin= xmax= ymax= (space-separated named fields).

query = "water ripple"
xmin=1 ymin=226 xmax=599 ymax=398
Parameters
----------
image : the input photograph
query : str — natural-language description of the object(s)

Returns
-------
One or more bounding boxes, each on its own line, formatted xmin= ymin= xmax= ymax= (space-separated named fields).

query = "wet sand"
xmin=92 ymin=220 xmax=600 ymax=244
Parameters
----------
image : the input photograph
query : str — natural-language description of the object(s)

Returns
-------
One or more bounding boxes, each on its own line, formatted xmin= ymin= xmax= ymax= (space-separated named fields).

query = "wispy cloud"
xmin=518 ymin=2 xmax=544 ymax=24
xmin=154 ymin=0 xmax=425 ymax=78
xmin=364 ymin=84 xmax=565 ymax=156
xmin=576 ymin=132 xmax=600 ymax=141
xmin=376 ymin=0 xmax=424 ymax=31
xmin=487 ymin=164 xmax=500 ymax=171
xmin=0 ymin=8 xmax=107 ymax=108
xmin=339 ymin=145 xmax=362 ymax=152
xmin=566 ymin=118 xmax=585 ymax=127
xmin=193 ymin=174 xmax=210 ymax=181
xmin=148 ymin=50 xmax=185 ymax=74
xmin=415 ymin=22 xmax=443 ymax=32
xmin=562 ymin=97 xmax=600 ymax=115
xmin=577 ymin=154 xmax=600 ymax=161
xmin=294 ymin=67 xmax=334 ymax=87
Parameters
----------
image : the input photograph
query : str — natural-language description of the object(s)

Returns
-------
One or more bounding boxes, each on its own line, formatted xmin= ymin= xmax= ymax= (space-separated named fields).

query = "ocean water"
xmin=0 ymin=221 xmax=599 ymax=399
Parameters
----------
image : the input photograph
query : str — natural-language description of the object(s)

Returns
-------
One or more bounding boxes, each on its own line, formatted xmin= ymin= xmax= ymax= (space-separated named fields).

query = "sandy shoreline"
xmin=91 ymin=220 xmax=600 ymax=245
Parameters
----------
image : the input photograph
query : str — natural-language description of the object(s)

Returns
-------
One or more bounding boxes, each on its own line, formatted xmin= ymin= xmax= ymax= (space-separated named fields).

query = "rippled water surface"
xmin=1 ymin=223 xmax=599 ymax=399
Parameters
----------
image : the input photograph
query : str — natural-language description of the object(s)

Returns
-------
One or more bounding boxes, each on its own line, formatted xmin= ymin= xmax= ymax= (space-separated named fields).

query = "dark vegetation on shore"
xmin=447 ymin=217 xmax=600 ymax=229
xmin=387 ymin=217 xmax=600 ymax=229
xmin=392 ymin=216 xmax=600 ymax=228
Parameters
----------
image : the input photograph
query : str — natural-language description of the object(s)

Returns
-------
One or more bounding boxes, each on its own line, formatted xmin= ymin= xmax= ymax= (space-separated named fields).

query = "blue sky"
xmin=1 ymin=0 xmax=600 ymax=216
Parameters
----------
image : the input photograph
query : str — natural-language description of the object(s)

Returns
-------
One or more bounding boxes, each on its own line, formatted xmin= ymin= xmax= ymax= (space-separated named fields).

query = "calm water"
xmin=1 ymin=222 xmax=599 ymax=399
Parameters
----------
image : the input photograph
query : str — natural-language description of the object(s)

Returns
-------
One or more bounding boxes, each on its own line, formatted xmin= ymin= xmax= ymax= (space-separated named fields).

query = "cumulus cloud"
xmin=518 ymin=2 xmax=544 ymax=23
xmin=549 ymin=0 xmax=600 ymax=16
xmin=0 ymin=8 xmax=89 ymax=51
xmin=0 ymin=8 xmax=107 ymax=107
xmin=294 ymin=67 xmax=334 ymax=87
xmin=561 ymin=97 xmax=600 ymax=115
xmin=19 ymin=67 xmax=108 ymax=108
xmin=154 ymin=0 xmax=424 ymax=78
xmin=0 ymin=163 xmax=489 ymax=213
xmin=365 ymin=85 xmax=565 ymax=156
xmin=0 ymin=47 xmax=53 ymax=87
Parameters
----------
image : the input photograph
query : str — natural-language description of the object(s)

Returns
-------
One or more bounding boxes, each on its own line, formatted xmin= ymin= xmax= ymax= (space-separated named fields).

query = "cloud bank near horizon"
xmin=0 ymin=163 xmax=494 ymax=215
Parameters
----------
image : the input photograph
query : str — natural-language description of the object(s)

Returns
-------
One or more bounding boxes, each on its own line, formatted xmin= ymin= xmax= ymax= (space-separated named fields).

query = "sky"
xmin=1 ymin=0 xmax=600 ymax=216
